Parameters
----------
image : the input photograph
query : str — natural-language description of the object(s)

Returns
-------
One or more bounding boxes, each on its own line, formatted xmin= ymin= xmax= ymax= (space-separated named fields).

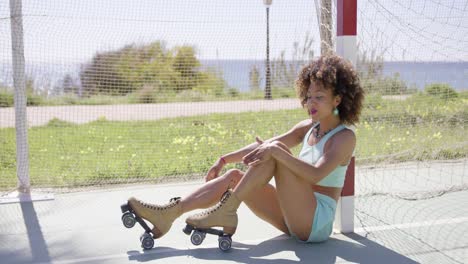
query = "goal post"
xmin=1 ymin=0 xmax=54 ymax=204
xmin=10 ymin=0 xmax=30 ymax=193
xmin=334 ymin=0 xmax=357 ymax=234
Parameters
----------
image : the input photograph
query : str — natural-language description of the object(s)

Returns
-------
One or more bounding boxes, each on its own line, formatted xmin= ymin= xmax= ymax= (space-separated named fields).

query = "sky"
xmin=0 ymin=0 xmax=467 ymax=64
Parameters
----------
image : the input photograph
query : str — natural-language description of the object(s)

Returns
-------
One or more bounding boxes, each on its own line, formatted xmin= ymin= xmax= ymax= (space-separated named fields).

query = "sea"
xmin=1 ymin=60 xmax=467 ymax=93
xmin=201 ymin=60 xmax=468 ymax=92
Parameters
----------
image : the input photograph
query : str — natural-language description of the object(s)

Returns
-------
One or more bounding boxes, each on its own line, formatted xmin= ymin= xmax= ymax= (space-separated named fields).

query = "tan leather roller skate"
xmin=120 ymin=197 xmax=182 ymax=250
xmin=183 ymin=189 xmax=241 ymax=251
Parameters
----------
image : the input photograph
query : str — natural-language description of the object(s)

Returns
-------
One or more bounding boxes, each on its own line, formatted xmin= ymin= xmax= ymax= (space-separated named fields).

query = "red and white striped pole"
xmin=334 ymin=0 xmax=357 ymax=234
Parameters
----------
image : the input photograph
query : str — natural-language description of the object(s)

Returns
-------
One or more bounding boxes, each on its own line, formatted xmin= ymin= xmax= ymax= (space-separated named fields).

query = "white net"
xmin=355 ymin=1 xmax=467 ymax=197
xmin=1 ymin=0 xmax=467 ymax=261
xmin=354 ymin=1 xmax=467 ymax=263
xmin=0 ymin=0 xmax=320 ymax=190
xmin=0 ymin=1 xmax=467 ymax=261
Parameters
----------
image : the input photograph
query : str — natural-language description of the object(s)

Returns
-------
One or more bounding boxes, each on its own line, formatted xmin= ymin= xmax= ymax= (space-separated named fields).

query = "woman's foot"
xmin=127 ymin=197 xmax=182 ymax=238
xmin=185 ymin=189 xmax=241 ymax=235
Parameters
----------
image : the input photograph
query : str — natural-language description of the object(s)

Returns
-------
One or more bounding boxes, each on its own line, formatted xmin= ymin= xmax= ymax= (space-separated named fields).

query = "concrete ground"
xmin=1 ymin=160 xmax=467 ymax=264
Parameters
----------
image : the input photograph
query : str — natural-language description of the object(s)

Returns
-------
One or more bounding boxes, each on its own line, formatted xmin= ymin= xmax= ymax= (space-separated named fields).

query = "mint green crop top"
xmin=298 ymin=123 xmax=349 ymax=187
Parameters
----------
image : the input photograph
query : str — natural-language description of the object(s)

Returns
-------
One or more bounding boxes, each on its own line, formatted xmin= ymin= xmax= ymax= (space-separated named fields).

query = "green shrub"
xmin=424 ymin=83 xmax=458 ymax=99
xmin=361 ymin=73 xmax=408 ymax=95
xmin=0 ymin=91 xmax=44 ymax=107
xmin=27 ymin=93 xmax=44 ymax=106
xmin=175 ymin=90 xmax=206 ymax=102
xmin=46 ymin=118 xmax=75 ymax=127
xmin=459 ymin=90 xmax=468 ymax=99
xmin=192 ymin=71 xmax=226 ymax=96
xmin=226 ymin=88 xmax=239 ymax=98
xmin=0 ymin=91 xmax=14 ymax=107
xmin=273 ymin=87 xmax=296 ymax=98
xmin=136 ymin=85 xmax=157 ymax=104
xmin=363 ymin=94 xmax=385 ymax=110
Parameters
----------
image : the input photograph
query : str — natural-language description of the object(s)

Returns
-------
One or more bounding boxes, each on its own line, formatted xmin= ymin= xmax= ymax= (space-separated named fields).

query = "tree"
xmin=172 ymin=46 xmax=201 ymax=91
xmin=79 ymin=41 xmax=225 ymax=97
xmin=80 ymin=50 xmax=132 ymax=96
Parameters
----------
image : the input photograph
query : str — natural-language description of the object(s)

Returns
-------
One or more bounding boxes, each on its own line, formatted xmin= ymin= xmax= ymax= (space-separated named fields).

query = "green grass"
xmin=0 ymin=94 xmax=466 ymax=189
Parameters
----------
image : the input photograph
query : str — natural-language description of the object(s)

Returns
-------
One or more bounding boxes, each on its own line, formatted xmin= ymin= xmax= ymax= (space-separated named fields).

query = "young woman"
xmin=127 ymin=54 xmax=364 ymax=244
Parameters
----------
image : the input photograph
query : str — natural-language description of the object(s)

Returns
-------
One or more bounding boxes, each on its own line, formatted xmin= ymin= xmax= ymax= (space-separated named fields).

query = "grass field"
xmin=0 ymin=93 xmax=466 ymax=189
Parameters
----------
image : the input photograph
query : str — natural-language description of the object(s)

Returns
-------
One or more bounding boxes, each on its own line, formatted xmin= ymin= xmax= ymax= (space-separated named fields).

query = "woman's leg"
xmin=203 ymin=168 xmax=290 ymax=234
xmin=185 ymin=166 xmax=289 ymax=234
xmin=233 ymin=142 xmax=317 ymax=241
xmin=273 ymin=161 xmax=316 ymax=241
xmin=185 ymin=141 xmax=316 ymax=240
xmin=243 ymin=183 xmax=290 ymax=234
xmin=183 ymin=151 xmax=289 ymax=235
xmin=127 ymin=169 xmax=242 ymax=238
xmin=180 ymin=169 xmax=243 ymax=213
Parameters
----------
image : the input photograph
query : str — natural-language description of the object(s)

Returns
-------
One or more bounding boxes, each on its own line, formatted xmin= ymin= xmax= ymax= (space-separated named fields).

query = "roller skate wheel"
xmin=140 ymin=233 xmax=154 ymax=249
xmin=218 ymin=236 xmax=232 ymax=251
xmin=190 ymin=230 xmax=205 ymax=246
xmin=121 ymin=212 xmax=136 ymax=228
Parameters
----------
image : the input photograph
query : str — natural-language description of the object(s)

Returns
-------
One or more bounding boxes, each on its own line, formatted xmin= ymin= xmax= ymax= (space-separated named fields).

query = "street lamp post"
xmin=263 ymin=0 xmax=272 ymax=100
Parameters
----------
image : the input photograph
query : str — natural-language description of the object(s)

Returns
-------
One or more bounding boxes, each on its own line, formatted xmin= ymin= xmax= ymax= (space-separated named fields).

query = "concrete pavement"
xmin=1 ymin=168 xmax=467 ymax=264
xmin=0 ymin=99 xmax=300 ymax=128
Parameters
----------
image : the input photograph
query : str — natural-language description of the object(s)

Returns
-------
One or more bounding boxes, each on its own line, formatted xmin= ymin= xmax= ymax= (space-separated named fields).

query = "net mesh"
xmin=0 ymin=1 xmax=467 ymax=261
xmin=0 ymin=0 xmax=321 ymax=190
xmin=354 ymin=1 xmax=467 ymax=262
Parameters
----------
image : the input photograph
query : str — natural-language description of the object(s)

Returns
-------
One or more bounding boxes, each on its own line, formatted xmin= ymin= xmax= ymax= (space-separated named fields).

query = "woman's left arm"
xmin=271 ymin=130 xmax=356 ymax=184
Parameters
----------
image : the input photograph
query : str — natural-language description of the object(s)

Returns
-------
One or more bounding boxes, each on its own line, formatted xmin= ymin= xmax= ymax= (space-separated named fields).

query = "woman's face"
xmin=305 ymin=80 xmax=341 ymax=121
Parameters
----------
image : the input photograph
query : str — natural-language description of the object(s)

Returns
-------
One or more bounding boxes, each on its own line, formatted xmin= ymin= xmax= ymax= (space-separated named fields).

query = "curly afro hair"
xmin=295 ymin=54 xmax=365 ymax=125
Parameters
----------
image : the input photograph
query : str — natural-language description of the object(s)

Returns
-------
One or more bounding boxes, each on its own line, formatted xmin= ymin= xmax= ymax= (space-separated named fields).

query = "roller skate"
xmin=120 ymin=196 xmax=182 ymax=250
xmin=183 ymin=189 xmax=241 ymax=251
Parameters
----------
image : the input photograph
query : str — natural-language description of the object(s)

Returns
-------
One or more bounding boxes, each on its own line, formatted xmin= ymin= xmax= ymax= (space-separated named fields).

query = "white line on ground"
xmin=353 ymin=216 xmax=468 ymax=234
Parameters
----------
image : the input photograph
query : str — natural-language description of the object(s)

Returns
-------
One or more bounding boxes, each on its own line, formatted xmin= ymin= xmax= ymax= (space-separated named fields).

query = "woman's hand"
xmin=243 ymin=137 xmax=275 ymax=166
xmin=205 ymin=158 xmax=225 ymax=182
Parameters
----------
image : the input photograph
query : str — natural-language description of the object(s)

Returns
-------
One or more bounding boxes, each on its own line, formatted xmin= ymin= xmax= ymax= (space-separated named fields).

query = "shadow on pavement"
xmin=127 ymin=233 xmax=418 ymax=264
xmin=13 ymin=202 xmax=51 ymax=263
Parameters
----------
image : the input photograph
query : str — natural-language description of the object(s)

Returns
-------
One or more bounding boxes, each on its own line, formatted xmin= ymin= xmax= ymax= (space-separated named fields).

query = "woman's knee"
xmin=222 ymin=169 xmax=244 ymax=188
xmin=271 ymin=140 xmax=292 ymax=154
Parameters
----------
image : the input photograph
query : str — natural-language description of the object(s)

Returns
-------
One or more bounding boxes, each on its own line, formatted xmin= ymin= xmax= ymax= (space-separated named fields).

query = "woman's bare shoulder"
xmin=294 ymin=119 xmax=315 ymax=129
xmin=291 ymin=119 xmax=315 ymax=137
xmin=325 ymin=128 xmax=356 ymax=152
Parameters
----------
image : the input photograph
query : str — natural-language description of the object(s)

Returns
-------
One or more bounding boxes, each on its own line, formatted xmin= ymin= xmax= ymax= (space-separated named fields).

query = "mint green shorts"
xmin=289 ymin=192 xmax=337 ymax=243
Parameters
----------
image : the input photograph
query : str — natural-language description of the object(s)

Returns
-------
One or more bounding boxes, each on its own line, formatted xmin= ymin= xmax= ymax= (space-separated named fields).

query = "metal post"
xmin=264 ymin=1 xmax=272 ymax=100
xmin=334 ymin=0 xmax=357 ymax=233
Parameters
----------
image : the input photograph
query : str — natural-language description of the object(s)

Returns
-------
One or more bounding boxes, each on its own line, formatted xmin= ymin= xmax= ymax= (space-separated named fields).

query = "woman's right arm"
xmin=222 ymin=119 xmax=313 ymax=164
xmin=204 ymin=140 xmax=263 ymax=182
xmin=205 ymin=119 xmax=313 ymax=181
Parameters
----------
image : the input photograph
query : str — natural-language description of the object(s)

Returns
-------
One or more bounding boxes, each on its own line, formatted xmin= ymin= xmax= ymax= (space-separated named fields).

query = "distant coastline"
xmin=201 ymin=60 xmax=468 ymax=91
xmin=1 ymin=60 xmax=467 ymax=93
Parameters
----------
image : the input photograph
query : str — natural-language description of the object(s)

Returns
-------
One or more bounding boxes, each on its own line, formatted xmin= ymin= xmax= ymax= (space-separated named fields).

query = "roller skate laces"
xmin=128 ymin=196 xmax=182 ymax=239
xmin=139 ymin=197 xmax=180 ymax=211
xmin=186 ymin=189 xmax=240 ymax=235
xmin=197 ymin=190 xmax=232 ymax=217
